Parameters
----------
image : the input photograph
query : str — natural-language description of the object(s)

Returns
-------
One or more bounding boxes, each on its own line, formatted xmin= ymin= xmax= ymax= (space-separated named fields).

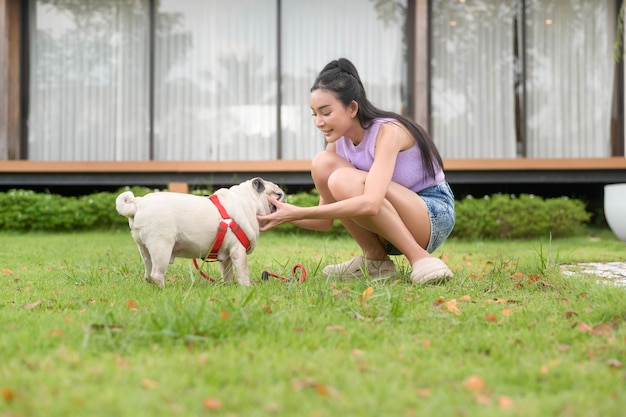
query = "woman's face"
xmin=310 ymin=89 xmax=357 ymax=144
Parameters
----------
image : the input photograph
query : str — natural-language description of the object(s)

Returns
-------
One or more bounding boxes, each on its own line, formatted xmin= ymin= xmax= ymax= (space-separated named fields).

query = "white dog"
xmin=115 ymin=177 xmax=285 ymax=287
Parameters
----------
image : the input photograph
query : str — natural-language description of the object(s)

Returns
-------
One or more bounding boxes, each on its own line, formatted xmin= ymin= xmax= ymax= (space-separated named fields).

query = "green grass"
xmin=1 ymin=229 xmax=626 ymax=417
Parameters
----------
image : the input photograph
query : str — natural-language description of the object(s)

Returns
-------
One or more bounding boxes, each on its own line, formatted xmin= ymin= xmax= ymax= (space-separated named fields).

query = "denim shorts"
xmin=385 ymin=181 xmax=456 ymax=255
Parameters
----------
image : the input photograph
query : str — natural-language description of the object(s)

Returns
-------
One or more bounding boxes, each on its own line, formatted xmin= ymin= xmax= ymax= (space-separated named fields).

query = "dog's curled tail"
xmin=116 ymin=191 xmax=137 ymax=218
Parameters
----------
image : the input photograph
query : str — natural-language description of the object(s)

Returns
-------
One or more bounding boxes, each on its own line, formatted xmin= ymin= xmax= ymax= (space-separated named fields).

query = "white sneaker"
xmin=410 ymin=257 xmax=453 ymax=285
xmin=323 ymin=255 xmax=396 ymax=279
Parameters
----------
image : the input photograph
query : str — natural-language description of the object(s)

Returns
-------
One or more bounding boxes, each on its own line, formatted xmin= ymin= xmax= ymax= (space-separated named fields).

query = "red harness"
xmin=193 ymin=194 xmax=307 ymax=284
xmin=205 ymin=194 xmax=251 ymax=260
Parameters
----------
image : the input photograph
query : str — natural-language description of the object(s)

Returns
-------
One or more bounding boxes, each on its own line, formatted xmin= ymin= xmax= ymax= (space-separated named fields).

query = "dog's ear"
xmin=252 ymin=177 xmax=266 ymax=193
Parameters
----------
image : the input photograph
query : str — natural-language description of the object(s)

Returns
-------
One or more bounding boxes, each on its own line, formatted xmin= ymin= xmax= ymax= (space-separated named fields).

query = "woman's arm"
xmin=258 ymin=123 xmax=412 ymax=230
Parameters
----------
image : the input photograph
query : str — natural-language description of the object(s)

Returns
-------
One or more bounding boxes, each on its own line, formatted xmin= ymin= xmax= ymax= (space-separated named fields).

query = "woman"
xmin=258 ymin=58 xmax=455 ymax=284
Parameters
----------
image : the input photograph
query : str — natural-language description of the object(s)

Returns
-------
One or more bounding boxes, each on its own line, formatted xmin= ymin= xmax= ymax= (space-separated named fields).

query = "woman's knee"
xmin=328 ymin=167 xmax=364 ymax=200
xmin=311 ymin=151 xmax=351 ymax=185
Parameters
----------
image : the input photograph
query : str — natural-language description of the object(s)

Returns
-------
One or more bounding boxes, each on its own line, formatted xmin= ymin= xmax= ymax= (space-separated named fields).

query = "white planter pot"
xmin=604 ymin=183 xmax=626 ymax=242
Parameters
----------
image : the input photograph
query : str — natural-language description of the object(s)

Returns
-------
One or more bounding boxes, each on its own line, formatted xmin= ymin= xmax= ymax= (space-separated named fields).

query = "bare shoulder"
xmin=377 ymin=121 xmax=414 ymax=150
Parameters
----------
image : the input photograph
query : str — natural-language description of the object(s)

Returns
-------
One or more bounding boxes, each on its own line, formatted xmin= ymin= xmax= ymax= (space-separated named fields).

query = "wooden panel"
xmin=414 ymin=0 xmax=429 ymax=130
xmin=0 ymin=0 xmax=7 ymax=159
xmin=0 ymin=160 xmax=313 ymax=173
xmin=6 ymin=0 xmax=19 ymax=159
xmin=1 ymin=158 xmax=625 ymax=173
xmin=0 ymin=0 xmax=20 ymax=160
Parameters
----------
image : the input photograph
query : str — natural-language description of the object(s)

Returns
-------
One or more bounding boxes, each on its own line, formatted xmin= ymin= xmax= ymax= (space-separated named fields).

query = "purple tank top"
xmin=335 ymin=118 xmax=445 ymax=192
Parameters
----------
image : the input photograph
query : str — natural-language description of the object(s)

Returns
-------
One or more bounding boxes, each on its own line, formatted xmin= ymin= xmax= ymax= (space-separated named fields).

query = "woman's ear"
xmin=349 ymin=100 xmax=359 ymax=118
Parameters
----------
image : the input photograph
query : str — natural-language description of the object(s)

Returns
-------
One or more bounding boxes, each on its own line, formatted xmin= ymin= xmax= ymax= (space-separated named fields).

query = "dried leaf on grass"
xmin=463 ymin=375 xmax=485 ymax=392
xmin=576 ymin=316 xmax=619 ymax=336
xmin=140 ymin=378 xmax=159 ymax=389
xmin=291 ymin=379 xmax=340 ymax=398
xmin=202 ymin=397 xmax=223 ymax=410
xmin=23 ymin=300 xmax=41 ymax=310
xmin=606 ymin=358 xmax=622 ymax=368
xmin=2 ymin=388 xmax=15 ymax=403
xmin=361 ymin=287 xmax=374 ymax=303
xmin=445 ymin=299 xmax=461 ymax=315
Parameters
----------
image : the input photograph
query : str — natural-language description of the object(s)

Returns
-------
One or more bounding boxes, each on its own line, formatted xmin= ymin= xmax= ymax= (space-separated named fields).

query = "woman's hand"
xmin=257 ymin=196 xmax=299 ymax=232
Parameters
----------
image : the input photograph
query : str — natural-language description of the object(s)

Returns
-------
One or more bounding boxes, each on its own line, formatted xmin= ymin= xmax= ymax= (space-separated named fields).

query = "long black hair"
xmin=311 ymin=58 xmax=444 ymax=179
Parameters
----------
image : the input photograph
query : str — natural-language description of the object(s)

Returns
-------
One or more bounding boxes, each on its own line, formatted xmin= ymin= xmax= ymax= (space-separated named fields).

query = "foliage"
xmin=0 ymin=187 xmax=154 ymax=232
xmin=0 ymin=189 xmax=592 ymax=238
xmin=453 ymin=194 xmax=591 ymax=239
xmin=1 ymin=231 xmax=625 ymax=416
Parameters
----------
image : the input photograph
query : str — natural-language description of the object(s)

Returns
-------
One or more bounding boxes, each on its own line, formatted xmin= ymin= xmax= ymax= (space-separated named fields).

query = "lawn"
xmin=1 ymin=229 xmax=625 ymax=417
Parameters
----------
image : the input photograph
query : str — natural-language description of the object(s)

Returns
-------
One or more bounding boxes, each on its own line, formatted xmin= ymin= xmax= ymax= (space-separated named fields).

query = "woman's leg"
xmin=311 ymin=151 xmax=452 ymax=283
xmin=311 ymin=151 xmax=389 ymax=261
xmin=326 ymin=166 xmax=432 ymax=266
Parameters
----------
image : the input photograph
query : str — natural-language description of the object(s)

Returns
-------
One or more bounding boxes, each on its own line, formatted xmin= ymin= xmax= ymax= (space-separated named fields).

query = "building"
xmin=1 ymin=0 xmax=625 ymax=201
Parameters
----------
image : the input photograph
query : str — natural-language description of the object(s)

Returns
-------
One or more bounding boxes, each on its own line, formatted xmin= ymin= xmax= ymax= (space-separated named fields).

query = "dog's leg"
xmin=229 ymin=246 xmax=251 ymax=286
xmin=220 ymin=257 xmax=234 ymax=283
xmin=137 ymin=244 xmax=153 ymax=284
xmin=145 ymin=240 xmax=174 ymax=288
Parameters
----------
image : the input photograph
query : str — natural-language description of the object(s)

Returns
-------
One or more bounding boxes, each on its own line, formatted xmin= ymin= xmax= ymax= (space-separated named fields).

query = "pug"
xmin=116 ymin=177 xmax=285 ymax=287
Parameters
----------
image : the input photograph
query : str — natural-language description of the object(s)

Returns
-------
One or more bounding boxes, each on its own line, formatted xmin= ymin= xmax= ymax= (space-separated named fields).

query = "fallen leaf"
xmin=577 ymin=322 xmax=593 ymax=333
xmin=202 ymin=397 xmax=222 ymax=410
xmin=141 ymin=378 xmax=159 ymax=389
xmin=501 ymin=308 xmax=514 ymax=316
xmin=417 ymin=388 xmax=432 ymax=397
xmin=115 ymin=355 xmax=130 ymax=369
xmin=220 ymin=310 xmax=230 ymax=320
xmin=498 ymin=395 xmax=514 ymax=409
xmin=475 ymin=394 xmax=492 ymax=405
xmin=540 ymin=359 xmax=560 ymax=375
xmin=325 ymin=325 xmax=346 ymax=333
xmin=314 ymin=384 xmax=329 ymax=396
xmin=459 ymin=294 xmax=472 ymax=302
xmin=292 ymin=379 xmax=316 ymax=390
xmin=126 ymin=300 xmax=137 ymax=310
xmin=23 ymin=300 xmax=41 ymax=310
xmin=262 ymin=304 xmax=273 ymax=313
xmin=485 ymin=313 xmax=498 ymax=322
xmin=2 ymin=269 xmax=13 ymax=276
xmin=432 ymin=296 xmax=445 ymax=306
xmin=564 ymin=311 xmax=577 ymax=319
xmin=463 ymin=375 xmax=485 ymax=392
xmin=607 ymin=358 xmax=622 ymax=368
xmin=446 ymin=299 xmax=461 ymax=315
xmin=2 ymin=388 xmax=15 ymax=403
xmin=591 ymin=323 xmax=614 ymax=336
xmin=361 ymin=287 xmax=374 ymax=303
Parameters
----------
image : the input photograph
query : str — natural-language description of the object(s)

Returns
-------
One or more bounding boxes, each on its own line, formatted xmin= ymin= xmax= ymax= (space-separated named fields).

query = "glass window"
xmin=27 ymin=0 xmax=409 ymax=161
xmin=28 ymin=0 xmax=151 ymax=161
xmin=281 ymin=0 xmax=408 ymax=159
xmin=155 ymin=0 xmax=277 ymax=160
xmin=525 ymin=0 xmax=615 ymax=157
xmin=431 ymin=0 xmax=517 ymax=158
xmin=431 ymin=0 xmax=617 ymax=159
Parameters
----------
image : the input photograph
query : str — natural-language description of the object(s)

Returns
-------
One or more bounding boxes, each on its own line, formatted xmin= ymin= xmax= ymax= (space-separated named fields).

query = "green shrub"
xmin=452 ymin=193 xmax=591 ymax=239
xmin=0 ymin=188 xmax=592 ymax=237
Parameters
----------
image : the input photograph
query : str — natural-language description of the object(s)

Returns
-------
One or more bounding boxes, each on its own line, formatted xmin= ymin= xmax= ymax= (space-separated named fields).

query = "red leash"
xmin=192 ymin=258 xmax=217 ymax=282
xmin=261 ymin=263 xmax=307 ymax=283
xmin=192 ymin=259 xmax=306 ymax=283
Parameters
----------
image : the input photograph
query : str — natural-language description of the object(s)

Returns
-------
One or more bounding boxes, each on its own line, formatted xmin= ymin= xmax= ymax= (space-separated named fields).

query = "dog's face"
xmin=250 ymin=177 xmax=286 ymax=215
